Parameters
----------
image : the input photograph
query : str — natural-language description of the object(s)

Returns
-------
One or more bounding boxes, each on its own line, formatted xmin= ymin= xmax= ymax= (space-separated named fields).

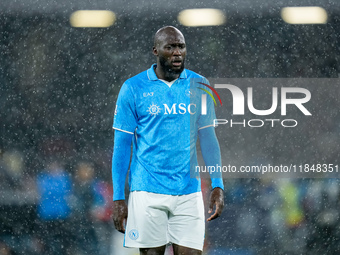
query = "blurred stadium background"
xmin=1 ymin=0 xmax=340 ymax=254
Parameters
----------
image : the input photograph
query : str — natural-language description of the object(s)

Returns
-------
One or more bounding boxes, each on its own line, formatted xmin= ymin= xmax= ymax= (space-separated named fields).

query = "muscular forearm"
xmin=112 ymin=130 xmax=133 ymax=201
xmin=198 ymin=127 xmax=224 ymax=190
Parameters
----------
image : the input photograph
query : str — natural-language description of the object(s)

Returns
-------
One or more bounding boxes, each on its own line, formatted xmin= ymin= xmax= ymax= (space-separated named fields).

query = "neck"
xmin=154 ymin=65 xmax=180 ymax=82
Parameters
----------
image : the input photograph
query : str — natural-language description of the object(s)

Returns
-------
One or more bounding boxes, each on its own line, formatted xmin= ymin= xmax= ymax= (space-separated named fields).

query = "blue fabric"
xmin=112 ymin=64 xmax=223 ymax=198
xmin=199 ymin=127 xmax=224 ymax=190
xmin=112 ymin=130 xmax=132 ymax=200
xmin=37 ymin=171 xmax=72 ymax=220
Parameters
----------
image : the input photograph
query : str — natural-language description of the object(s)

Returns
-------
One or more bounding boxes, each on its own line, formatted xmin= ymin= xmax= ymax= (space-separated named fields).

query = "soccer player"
xmin=112 ymin=26 xmax=224 ymax=255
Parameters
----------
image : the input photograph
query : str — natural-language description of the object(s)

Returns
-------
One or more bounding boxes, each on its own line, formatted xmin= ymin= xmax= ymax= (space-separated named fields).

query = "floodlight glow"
xmin=70 ymin=10 xmax=116 ymax=28
xmin=281 ymin=7 xmax=327 ymax=24
xmin=178 ymin=9 xmax=226 ymax=27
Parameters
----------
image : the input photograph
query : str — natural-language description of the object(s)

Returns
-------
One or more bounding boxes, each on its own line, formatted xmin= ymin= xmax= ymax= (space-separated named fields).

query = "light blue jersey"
xmin=113 ymin=64 xmax=216 ymax=196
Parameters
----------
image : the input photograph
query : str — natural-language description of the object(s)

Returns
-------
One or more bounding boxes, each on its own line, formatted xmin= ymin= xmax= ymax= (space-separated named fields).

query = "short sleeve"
xmin=113 ymin=83 xmax=138 ymax=134
xmin=197 ymin=79 xmax=217 ymax=130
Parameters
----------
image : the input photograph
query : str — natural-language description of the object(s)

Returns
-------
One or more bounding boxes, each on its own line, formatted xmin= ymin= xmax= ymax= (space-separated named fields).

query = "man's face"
xmin=154 ymin=31 xmax=186 ymax=75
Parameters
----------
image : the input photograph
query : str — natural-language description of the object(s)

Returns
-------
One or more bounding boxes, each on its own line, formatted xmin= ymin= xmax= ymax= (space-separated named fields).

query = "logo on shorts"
xmin=128 ymin=229 xmax=139 ymax=240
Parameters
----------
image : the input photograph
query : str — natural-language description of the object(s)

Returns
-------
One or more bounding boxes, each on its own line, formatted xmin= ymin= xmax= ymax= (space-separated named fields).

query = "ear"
xmin=152 ymin=46 xmax=158 ymax=56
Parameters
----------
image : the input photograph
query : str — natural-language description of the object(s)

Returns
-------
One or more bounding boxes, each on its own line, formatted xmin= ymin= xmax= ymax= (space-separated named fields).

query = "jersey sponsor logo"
xmin=147 ymin=103 xmax=196 ymax=115
xmin=147 ymin=104 xmax=161 ymax=115
xmin=164 ymin=103 xmax=196 ymax=115
xmin=128 ymin=229 xmax=139 ymax=240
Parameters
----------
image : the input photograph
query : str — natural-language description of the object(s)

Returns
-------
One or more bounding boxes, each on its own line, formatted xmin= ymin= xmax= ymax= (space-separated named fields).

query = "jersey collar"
xmin=147 ymin=64 xmax=187 ymax=81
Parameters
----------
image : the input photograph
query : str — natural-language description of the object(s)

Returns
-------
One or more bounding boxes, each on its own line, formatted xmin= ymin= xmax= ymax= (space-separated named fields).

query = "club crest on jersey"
xmin=147 ymin=104 xmax=161 ymax=116
xmin=185 ymin=88 xmax=192 ymax=97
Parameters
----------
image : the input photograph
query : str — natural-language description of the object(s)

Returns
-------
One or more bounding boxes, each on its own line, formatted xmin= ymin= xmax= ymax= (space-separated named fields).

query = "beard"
xmin=159 ymin=55 xmax=185 ymax=75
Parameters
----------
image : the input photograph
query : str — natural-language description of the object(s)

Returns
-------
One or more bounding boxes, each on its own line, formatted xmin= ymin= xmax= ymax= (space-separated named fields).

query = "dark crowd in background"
xmin=1 ymin=5 xmax=340 ymax=255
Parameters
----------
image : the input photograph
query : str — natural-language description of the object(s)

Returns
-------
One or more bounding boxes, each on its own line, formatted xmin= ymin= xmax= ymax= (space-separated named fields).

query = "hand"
xmin=112 ymin=200 xmax=128 ymax=233
xmin=207 ymin=187 xmax=224 ymax=221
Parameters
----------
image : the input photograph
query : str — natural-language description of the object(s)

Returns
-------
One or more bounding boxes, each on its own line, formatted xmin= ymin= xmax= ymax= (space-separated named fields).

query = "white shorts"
xmin=124 ymin=191 xmax=205 ymax=251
